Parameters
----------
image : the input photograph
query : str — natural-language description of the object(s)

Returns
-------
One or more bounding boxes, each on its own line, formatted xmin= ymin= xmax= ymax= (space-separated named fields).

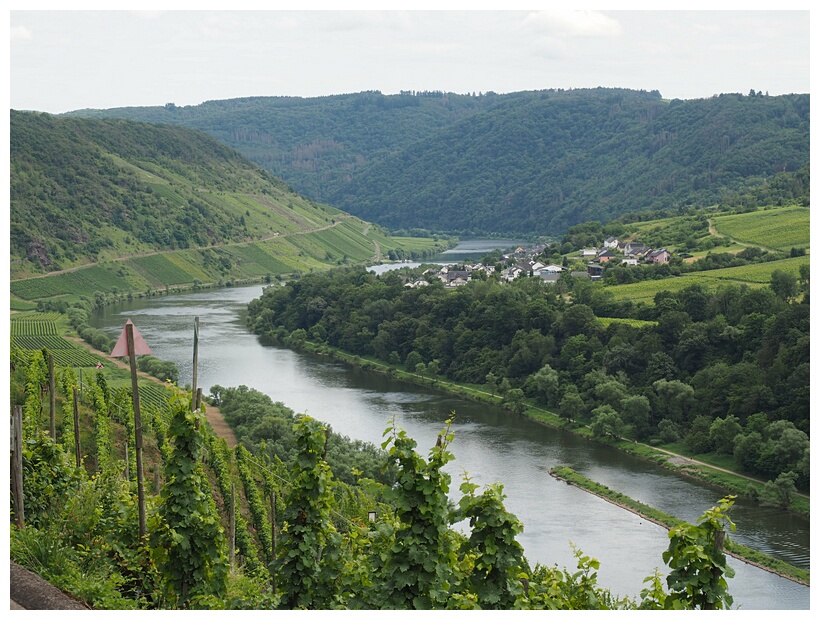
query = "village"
xmin=399 ymin=236 xmax=673 ymax=288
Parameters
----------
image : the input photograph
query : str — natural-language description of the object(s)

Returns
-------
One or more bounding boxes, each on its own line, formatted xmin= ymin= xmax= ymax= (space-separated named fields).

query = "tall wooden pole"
xmin=191 ymin=317 xmax=199 ymax=411
xmin=229 ymin=483 xmax=236 ymax=570
xmin=48 ymin=353 xmax=56 ymax=441
xmin=127 ymin=323 xmax=147 ymax=540
xmin=271 ymin=491 xmax=277 ymax=557
xmin=73 ymin=387 xmax=81 ymax=468
xmin=271 ymin=490 xmax=277 ymax=593
xmin=11 ymin=406 xmax=25 ymax=528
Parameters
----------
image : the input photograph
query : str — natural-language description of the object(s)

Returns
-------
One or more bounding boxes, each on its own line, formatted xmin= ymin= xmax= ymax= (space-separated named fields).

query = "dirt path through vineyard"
xmin=66 ymin=336 xmax=238 ymax=447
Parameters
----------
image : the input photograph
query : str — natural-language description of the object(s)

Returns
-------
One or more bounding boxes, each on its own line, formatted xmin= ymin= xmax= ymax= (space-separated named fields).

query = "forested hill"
xmin=64 ymin=90 xmax=492 ymax=202
xmin=65 ymin=89 xmax=810 ymax=235
xmin=10 ymin=111 xmax=348 ymax=275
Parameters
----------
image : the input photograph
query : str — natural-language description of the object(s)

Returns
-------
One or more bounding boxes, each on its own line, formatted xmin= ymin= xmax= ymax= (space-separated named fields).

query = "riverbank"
xmin=288 ymin=339 xmax=809 ymax=519
xmin=548 ymin=466 xmax=809 ymax=587
xmin=76 ymin=284 xmax=809 ymax=608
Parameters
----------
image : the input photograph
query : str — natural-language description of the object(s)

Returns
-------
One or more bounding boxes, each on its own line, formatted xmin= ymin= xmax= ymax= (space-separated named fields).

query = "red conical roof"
xmin=110 ymin=319 xmax=153 ymax=357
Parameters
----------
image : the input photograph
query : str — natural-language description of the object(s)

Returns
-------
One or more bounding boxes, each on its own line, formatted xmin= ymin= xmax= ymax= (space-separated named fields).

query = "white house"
xmin=541 ymin=264 xmax=566 ymax=273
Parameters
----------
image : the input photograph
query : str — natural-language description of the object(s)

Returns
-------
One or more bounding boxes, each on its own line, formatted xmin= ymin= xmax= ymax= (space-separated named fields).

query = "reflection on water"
xmin=90 ymin=283 xmax=810 ymax=609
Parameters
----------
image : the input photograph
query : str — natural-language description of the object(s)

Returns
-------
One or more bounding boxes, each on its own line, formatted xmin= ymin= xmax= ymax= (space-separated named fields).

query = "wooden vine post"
xmin=271 ymin=490 xmax=277 ymax=593
xmin=229 ymin=483 xmax=236 ymax=570
xmin=11 ymin=405 xmax=25 ymax=528
xmin=48 ymin=353 xmax=56 ymax=441
xmin=111 ymin=319 xmax=153 ymax=541
xmin=73 ymin=386 xmax=81 ymax=468
xmin=271 ymin=490 xmax=277 ymax=558
xmin=191 ymin=317 xmax=199 ymax=412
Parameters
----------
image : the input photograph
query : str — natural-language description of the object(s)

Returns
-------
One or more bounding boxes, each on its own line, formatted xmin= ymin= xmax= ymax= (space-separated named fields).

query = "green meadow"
xmin=606 ymin=255 xmax=810 ymax=304
xmin=711 ymin=206 xmax=809 ymax=251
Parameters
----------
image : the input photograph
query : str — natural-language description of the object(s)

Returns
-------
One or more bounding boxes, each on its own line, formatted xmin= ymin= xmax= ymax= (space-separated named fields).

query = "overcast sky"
xmin=8 ymin=6 xmax=811 ymax=115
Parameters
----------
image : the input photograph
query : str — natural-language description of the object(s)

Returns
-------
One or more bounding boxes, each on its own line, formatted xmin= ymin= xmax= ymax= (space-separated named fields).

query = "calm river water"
xmin=90 ymin=275 xmax=810 ymax=609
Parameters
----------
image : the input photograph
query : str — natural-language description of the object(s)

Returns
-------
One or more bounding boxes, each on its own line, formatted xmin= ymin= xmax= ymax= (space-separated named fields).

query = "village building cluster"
xmin=580 ymin=237 xmax=671 ymax=280
xmin=594 ymin=237 xmax=671 ymax=265
xmin=397 ymin=238 xmax=673 ymax=288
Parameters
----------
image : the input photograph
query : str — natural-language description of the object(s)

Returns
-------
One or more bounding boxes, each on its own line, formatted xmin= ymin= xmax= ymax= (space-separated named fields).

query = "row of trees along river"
xmin=89 ymin=250 xmax=809 ymax=610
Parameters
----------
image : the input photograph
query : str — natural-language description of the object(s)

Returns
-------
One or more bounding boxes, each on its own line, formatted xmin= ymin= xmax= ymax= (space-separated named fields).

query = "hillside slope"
xmin=64 ymin=91 xmax=492 ymax=202
xmin=11 ymin=111 xmax=364 ymax=276
xmin=65 ymin=89 xmax=810 ymax=235
xmin=330 ymin=90 xmax=810 ymax=235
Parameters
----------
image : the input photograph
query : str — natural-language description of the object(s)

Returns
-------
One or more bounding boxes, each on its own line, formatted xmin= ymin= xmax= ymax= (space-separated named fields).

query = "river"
xmin=90 ymin=276 xmax=810 ymax=609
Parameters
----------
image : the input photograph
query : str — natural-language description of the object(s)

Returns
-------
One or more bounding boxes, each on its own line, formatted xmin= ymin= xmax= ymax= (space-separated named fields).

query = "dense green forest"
xmin=64 ymin=90 xmax=495 ymax=201
xmin=246 ymin=266 xmax=809 ymax=492
xmin=65 ymin=89 xmax=810 ymax=235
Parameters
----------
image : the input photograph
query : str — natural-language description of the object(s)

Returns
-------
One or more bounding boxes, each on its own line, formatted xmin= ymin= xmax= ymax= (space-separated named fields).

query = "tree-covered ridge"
xmin=329 ymin=90 xmax=809 ymax=235
xmin=65 ymin=89 xmax=809 ymax=235
xmin=65 ymin=91 xmax=494 ymax=201
xmin=10 ymin=110 xmax=343 ymax=275
xmin=247 ymin=266 xmax=809 ymax=491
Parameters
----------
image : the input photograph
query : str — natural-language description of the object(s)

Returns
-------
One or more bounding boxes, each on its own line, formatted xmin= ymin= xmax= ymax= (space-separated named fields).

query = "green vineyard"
xmin=11 ymin=313 xmax=101 ymax=367
xmin=129 ymin=253 xmax=206 ymax=286
xmin=596 ymin=317 xmax=658 ymax=329
xmin=219 ymin=243 xmax=293 ymax=276
xmin=139 ymin=384 xmax=174 ymax=411
xmin=607 ymin=255 xmax=810 ymax=304
xmin=712 ymin=206 xmax=810 ymax=251
xmin=50 ymin=349 xmax=102 ymax=367
xmin=10 ymin=265 xmax=134 ymax=300
xmin=13 ymin=335 xmax=70 ymax=350
xmin=10 ymin=314 xmax=60 ymax=334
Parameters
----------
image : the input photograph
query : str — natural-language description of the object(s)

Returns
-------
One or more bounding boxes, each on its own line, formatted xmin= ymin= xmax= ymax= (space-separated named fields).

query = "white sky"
xmin=7 ymin=4 xmax=812 ymax=115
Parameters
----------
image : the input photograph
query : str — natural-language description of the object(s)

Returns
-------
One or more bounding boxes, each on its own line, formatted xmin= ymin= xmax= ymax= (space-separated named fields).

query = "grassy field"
xmin=10 ymin=298 xmax=38 ymax=311
xmin=711 ymin=206 xmax=810 ymax=251
xmin=630 ymin=215 xmax=681 ymax=233
xmin=389 ymin=235 xmax=453 ymax=253
xmin=596 ymin=317 xmax=658 ymax=329
xmin=605 ymin=255 xmax=810 ymax=304
xmin=698 ymin=255 xmax=810 ymax=283
xmin=681 ymin=242 xmax=747 ymax=262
